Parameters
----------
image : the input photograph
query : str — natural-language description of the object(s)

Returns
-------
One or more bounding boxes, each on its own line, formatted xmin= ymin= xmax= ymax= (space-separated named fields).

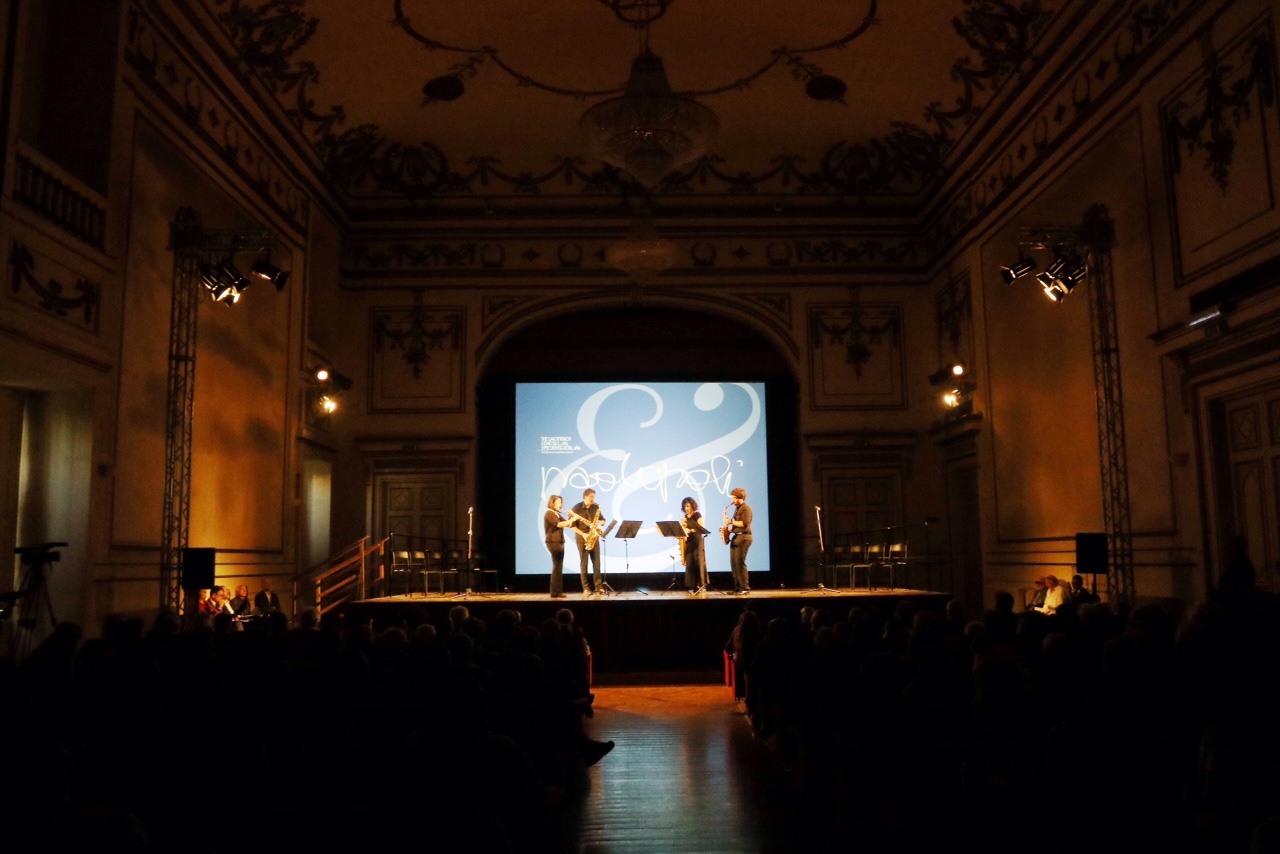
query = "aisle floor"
xmin=573 ymin=685 xmax=815 ymax=854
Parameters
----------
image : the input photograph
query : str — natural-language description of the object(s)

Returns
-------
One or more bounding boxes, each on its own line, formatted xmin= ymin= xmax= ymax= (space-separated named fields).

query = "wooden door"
xmin=1215 ymin=384 xmax=1280 ymax=589
xmin=825 ymin=472 xmax=902 ymax=548
xmin=374 ymin=472 xmax=457 ymax=555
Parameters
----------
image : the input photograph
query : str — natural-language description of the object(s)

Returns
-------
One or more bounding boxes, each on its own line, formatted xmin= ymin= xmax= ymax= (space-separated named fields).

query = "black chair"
xmin=826 ymin=545 xmax=850 ymax=591
xmin=388 ymin=550 xmax=415 ymax=596
xmin=851 ymin=541 xmax=882 ymax=590
xmin=469 ymin=551 xmax=498 ymax=593
xmin=417 ymin=550 xmax=446 ymax=595
xmin=443 ymin=549 xmax=465 ymax=593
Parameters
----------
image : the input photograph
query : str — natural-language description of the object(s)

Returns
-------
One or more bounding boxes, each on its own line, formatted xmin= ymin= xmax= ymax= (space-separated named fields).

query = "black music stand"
xmin=654 ymin=521 xmax=688 ymax=594
xmin=612 ymin=520 xmax=645 ymax=596
xmin=596 ymin=519 xmax=619 ymax=595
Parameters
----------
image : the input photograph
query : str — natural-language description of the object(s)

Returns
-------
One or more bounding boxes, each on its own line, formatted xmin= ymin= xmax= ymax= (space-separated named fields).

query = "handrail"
xmin=292 ymin=535 xmax=391 ymax=621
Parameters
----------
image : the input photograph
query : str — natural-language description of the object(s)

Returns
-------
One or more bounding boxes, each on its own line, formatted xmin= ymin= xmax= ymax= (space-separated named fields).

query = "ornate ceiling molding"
xmin=125 ymin=1 xmax=311 ymax=236
xmin=921 ymin=0 xmax=1206 ymax=260
xmin=338 ymin=230 xmax=933 ymax=282
xmin=207 ymin=0 xmax=1054 ymax=204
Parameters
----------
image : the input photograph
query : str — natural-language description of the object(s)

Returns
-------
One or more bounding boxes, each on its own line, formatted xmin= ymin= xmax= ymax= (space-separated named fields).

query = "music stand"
xmin=596 ymin=519 xmax=619 ymax=595
xmin=654 ymin=521 xmax=689 ymax=594
xmin=613 ymin=521 xmax=645 ymax=596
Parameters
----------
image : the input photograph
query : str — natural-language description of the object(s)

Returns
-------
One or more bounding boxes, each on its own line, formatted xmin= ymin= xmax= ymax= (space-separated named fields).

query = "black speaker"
xmin=1075 ymin=532 xmax=1107 ymax=575
xmin=181 ymin=547 xmax=216 ymax=590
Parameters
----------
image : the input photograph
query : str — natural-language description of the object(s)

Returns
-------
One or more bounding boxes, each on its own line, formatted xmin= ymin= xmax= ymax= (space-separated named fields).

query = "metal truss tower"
xmin=1019 ymin=205 xmax=1134 ymax=609
xmin=161 ymin=208 xmax=275 ymax=614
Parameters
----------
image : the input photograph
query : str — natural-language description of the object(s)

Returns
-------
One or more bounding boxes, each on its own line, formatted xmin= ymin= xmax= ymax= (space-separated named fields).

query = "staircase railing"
xmin=293 ymin=535 xmax=390 ymax=621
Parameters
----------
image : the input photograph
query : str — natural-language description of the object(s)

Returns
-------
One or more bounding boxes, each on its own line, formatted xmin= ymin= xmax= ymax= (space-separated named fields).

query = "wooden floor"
xmin=572 ymin=685 xmax=817 ymax=854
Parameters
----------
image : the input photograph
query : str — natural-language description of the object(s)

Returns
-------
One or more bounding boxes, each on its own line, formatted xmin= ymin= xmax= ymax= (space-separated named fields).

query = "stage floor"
xmin=362 ymin=585 xmax=938 ymax=605
xmin=340 ymin=585 xmax=950 ymax=674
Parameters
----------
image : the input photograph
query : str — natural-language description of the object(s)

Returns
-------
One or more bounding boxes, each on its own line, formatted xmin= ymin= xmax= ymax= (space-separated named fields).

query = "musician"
xmin=680 ymin=496 xmax=708 ymax=591
xmin=569 ymin=488 xmax=607 ymax=595
xmin=725 ymin=487 xmax=753 ymax=594
xmin=544 ymin=495 xmax=574 ymax=599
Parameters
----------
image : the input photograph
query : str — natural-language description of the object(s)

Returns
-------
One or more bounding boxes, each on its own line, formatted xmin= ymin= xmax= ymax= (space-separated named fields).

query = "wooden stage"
xmin=337 ymin=586 xmax=951 ymax=675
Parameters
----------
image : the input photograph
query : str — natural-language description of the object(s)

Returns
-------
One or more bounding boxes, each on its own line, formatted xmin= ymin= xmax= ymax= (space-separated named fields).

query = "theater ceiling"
xmin=202 ymin=0 xmax=1060 ymax=222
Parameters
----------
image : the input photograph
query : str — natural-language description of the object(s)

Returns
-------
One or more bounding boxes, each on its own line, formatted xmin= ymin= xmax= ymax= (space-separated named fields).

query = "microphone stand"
xmin=800 ymin=504 xmax=838 ymax=595
xmin=451 ymin=506 xmax=489 ymax=599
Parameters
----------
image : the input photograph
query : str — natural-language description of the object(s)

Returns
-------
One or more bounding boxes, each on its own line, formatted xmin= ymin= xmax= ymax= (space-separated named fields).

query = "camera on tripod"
xmin=15 ymin=542 xmax=67 ymax=565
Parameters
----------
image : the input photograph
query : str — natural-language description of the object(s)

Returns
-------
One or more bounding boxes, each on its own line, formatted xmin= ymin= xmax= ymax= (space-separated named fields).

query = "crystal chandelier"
xmin=580 ymin=38 xmax=717 ymax=190
xmin=605 ymin=205 xmax=677 ymax=281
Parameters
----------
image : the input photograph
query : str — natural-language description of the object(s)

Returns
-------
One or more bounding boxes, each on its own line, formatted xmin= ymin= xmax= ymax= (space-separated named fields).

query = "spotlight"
xmin=1042 ymin=282 xmax=1067 ymax=302
xmin=928 ymin=361 xmax=969 ymax=386
xmin=318 ymin=395 xmax=338 ymax=415
xmin=250 ymin=257 xmax=289 ymax=291
xmin=315 ymin=368 xmax=330 ymax=383
xmin=942 ymin=389 xmax=962 ymax=408
xmin=199 ymin=260 xmax=247 ymax=303
xmin=1062 ymin=262 xmax=1088 ymax=288
xmin=1000 ymin=258 xmax=1037 ymax=285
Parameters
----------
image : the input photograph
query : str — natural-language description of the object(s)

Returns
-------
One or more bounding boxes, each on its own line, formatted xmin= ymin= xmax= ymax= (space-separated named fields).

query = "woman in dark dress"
xmin=680 ymin=496 xmax=708 ymax=592
xmin=545 ymin=495 xmax=574 ymax=598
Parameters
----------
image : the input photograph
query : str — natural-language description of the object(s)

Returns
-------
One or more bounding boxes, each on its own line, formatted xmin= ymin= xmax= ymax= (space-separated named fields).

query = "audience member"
xmin=254 ymin=578 xmax=281 ymax=613
xmin=229 ymin=584 xmax=252 ymax=616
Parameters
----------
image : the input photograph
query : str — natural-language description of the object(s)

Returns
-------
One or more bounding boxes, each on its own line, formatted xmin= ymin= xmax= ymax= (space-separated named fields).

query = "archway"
xmin=477 ymin=305 xmax=801 ymax=591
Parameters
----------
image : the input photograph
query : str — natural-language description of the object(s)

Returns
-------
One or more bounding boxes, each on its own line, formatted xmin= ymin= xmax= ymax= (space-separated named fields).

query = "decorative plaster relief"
xmin=7 ymin=242 xmax=100 ymax=332
xmin=339 ymin=233 xmax=929 ymax=279
xmin=808 ymin=302 xmax=906 ymax=410
xmin=928 ymin=0 xmax=1204 ymax=258
xmin=1161 ymin=16 xmax=1279 ymax=284
xmin=124 ymin=3 xmax=309 ymax=236
xmin=368 ymin=303 xmax=466 ymax=413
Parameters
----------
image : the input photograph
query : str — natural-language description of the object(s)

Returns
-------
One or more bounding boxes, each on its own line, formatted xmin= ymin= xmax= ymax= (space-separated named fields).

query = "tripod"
xmin=6 ymin=543 xmax=66 ymax=660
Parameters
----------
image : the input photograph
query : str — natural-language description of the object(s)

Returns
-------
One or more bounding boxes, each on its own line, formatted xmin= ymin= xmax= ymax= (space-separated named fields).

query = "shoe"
xmin=583 ymin=739 xmax=615 ymax=766
xmin=583 ymin=587 xmax=591 ymax=595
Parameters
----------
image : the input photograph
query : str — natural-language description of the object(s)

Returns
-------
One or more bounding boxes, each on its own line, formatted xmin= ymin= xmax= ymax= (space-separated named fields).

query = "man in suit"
xmin=254 ymin=578 xmax=281 ymax=614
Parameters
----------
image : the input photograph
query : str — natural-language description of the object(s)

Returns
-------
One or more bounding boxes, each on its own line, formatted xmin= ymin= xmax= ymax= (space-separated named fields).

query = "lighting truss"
xmin=160 ymin=208 xmax=280 ymax=615
xmin=1015 ymin=205 xmax=1134 ymax=608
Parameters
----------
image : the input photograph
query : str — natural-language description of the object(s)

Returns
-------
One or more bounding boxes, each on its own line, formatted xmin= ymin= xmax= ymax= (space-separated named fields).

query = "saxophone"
xmin=570 ymin=507 xmax=602 ymax=550
xmin=720 ymin=503 xmax=734 ymax=545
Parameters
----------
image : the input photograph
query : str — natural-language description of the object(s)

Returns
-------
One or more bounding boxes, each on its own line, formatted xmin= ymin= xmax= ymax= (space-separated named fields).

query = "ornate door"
xmin=374 ymin=472 xmax=458 ymax=554
xmin=1214 ymin=384 xmax=1280 ymax=589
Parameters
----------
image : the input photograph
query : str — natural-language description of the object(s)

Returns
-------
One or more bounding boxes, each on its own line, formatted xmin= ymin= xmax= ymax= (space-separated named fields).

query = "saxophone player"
xmin=569 ymin=488 xmax=606 ymax=595
xmin=680 ymin=497 xmax=709 ymax=592
xmin=725 ymin=487 xmax=753 ymax=594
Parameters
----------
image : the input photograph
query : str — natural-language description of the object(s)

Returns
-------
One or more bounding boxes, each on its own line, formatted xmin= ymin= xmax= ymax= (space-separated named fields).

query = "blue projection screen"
xmin=515 ymin=382 xmax=770 ymax=576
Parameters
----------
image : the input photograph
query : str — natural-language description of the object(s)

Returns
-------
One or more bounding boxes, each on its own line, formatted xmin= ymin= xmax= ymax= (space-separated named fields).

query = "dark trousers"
xmin=577 ymin=538 xmax=602 ymax=591
xmin=730 ymin=535 xmax=752 ymax=591
xmin=547 ymin=543 xmax=564 ymax=596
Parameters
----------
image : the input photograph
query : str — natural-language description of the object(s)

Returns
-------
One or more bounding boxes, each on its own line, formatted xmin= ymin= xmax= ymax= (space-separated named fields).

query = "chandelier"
xmin=605 ymin=205 xmax=677 ymax=281
xmin=580 ymin=50 xmax=718 ymax=190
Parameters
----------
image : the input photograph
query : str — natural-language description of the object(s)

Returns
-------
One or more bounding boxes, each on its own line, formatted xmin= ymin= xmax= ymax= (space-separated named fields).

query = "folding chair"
xmin=388 ymin=550 xmax=415 ymax=596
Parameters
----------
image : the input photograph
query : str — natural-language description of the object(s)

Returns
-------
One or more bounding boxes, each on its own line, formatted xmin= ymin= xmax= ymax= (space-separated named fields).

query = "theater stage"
xmin=336 ymin=587 xmax=951 ymax=675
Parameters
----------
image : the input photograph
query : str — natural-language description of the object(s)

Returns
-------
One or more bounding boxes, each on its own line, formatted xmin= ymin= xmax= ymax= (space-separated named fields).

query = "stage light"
xmin=315 ymin=368 xmax=330 ymax=382
xmin=250 ymin=256 xmax=290 ymax=291
xmin=199 ymin=259 xmax=249 ymax=303
xmin=1000 ymin=258 xmax=1036 ymax=284
xmin=928 ymin=361 xmax=969 ymax=386
xmin=942 ymin=388 xmax=962 ymax=408
xmin=318 ymin=395 xmax=338 ymax=414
